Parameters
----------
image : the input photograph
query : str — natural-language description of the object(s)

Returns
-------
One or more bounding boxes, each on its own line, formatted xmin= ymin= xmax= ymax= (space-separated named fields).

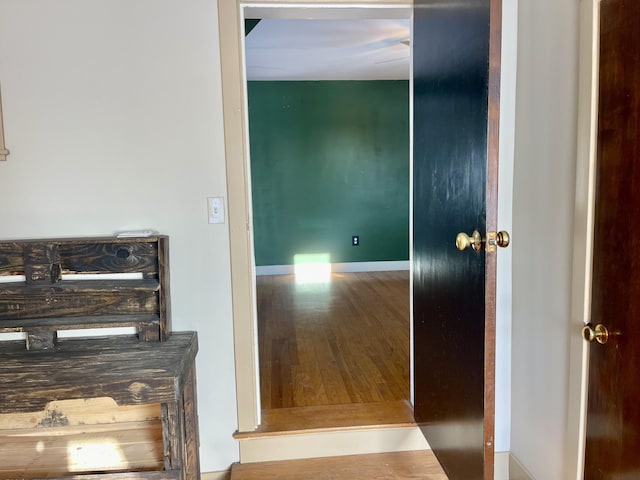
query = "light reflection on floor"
xmin=293 ymin=253 xmax=331 ymax=285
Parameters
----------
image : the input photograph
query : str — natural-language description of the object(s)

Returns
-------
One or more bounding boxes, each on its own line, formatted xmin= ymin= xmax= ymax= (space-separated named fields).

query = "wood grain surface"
xmin=0 ymin=237 xmax=163 ymax=276
xmin=0 ymin=333 xmax=199 ymax=479
xmin=0 ymin=397 xmax=161 ymax=430
xmin=238 ymin=399 xmax=414 ymax=436
xmin=0 ymin=398 xmax=163 ymax=478
xmin=230 ymin=450 xmax=447 ymax=479
xmin=0 ymin=420 xmax=164 ymax=478
xmin=0 ymin=332 xmax=198 ymax=413
xmin=584 ymin=0 xmax=640 ymax=476
xmin=257 ymin=271 xmax=409 ymax=410
xmin=412 ymin=1 xmax=498 ymax=478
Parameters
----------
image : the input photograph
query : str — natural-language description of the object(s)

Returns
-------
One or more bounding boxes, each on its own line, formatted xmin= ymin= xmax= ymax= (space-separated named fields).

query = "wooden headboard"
xmin=0 ymin=236 xmax=171 ymax=350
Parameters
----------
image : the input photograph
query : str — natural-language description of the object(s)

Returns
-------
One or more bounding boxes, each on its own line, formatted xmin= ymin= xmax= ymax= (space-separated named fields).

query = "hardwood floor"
xmin=257 ymin=271 xmax=410 ymax=410
xmin=235 ymin=399 xmax=414 ymax=436
xmin=230 ymin=450 xmax=448 ymax=479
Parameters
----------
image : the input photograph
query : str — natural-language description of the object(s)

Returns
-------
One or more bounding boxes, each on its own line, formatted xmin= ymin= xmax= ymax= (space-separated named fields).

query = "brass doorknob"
xmin=456 ymin=230 xmax=510 ymax=252
xmin=456 ymin=230 xmax=482 ymax=252
xmin=496 ymin=231 xmax=510 ymax=248
xmin=582 ymin=323 xmax=609 ymax=344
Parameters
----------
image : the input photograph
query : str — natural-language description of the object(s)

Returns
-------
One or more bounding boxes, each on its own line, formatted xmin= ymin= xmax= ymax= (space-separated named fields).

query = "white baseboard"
xmin=255 ymin=261 xmax=410 ymax=276
xmin=238 ymin=425 xmax=428 ymax=463
xmin=201 ymin=470 xmax=230 ymax=480
xmin=508 ymin=453 xmax=535 ymax=480
xmin=493 ymin=452 xmax=534 ymax=480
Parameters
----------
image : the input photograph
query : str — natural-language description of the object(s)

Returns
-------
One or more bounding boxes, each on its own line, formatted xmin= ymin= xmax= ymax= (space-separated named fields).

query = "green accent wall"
xmin=248 ymin=81 xmax=409 ymax=266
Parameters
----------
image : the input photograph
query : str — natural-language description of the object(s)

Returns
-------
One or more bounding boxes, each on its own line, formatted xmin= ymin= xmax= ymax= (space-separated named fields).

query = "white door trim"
xmin=566 ymin=0 xmax=601 ymax=478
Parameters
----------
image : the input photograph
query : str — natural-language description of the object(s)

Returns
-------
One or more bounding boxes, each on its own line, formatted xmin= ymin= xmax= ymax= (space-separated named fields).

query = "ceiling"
xmin=244 ymin=19 xmax=411 ymax=81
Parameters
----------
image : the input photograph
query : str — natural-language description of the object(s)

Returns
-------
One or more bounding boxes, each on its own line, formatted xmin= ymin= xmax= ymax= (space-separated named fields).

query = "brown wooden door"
xmin=584 ymin=0 xmax=640 ymax=477
xmin=412 ymin=1 xmax=501 ymax=479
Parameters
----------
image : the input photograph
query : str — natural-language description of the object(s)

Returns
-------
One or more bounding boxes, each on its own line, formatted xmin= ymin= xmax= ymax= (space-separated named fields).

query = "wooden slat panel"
xmin=0 ymin=314 xmax=160 ymax=331
xmin=0 ymin=279 xmax=160 ymax=295
xmin=0 ymin=420 xmax=164 ymax=479
xmin=182 ymin=365 xmax=200 ymax=480
xmin=0 ymin=280 xmax=158 ymax=320
xmin=23 ymin=243 xmax=61 ymax=284
xmin=0 ymin=332 xmax=198 ymax=413
xmin=0 ymin=243 xmax=25 ymax=275
xmin=0 ymin=237 xmax=166 ymax=276
xmin=161 ymin=402 xmax=184 ymax=474
xmin=0 ymin=398 xmax=161 ymax=430
xmin=157 ymin=236 xmax=171 ymax=340
xmin=0 ymin=287 xmax=158 ymax=320
xmin=59 ymin=241 xmax=159 ymax=274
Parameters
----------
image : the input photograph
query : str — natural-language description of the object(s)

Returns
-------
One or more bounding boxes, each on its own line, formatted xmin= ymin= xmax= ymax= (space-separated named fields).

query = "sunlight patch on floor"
xmin=294 ymin=253 xmax=331 ymax=284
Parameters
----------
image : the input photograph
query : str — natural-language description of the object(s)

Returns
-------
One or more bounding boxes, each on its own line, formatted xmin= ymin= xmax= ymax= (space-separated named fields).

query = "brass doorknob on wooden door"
xmin=456 ymin=230 xmax=482 ymax=252
xmin=582 ymin=323 xmax=610 ymax=344
xmin=456 ymin=230 xmax=510 ymax=252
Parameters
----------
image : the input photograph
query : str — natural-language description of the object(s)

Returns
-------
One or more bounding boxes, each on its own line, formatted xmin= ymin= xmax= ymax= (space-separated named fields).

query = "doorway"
xmin=243 ymin=14 xmax=413 ymax=431
xmin=220 ymin=0 xmax=516 ymax=471
xmin=218 ymin=2 xmax=420 ymax=438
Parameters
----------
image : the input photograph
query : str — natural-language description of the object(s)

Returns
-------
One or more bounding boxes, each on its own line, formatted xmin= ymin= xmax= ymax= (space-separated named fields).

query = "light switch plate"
xmin=207 ymin=197 xmax=225 ymax=224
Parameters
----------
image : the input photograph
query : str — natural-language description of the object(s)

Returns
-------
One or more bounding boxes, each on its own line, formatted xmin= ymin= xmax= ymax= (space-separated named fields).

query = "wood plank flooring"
xmin=257 ymin=271 xmax=410 ymax=410
xmin=230 ymin=450 xmax=448 ymax=479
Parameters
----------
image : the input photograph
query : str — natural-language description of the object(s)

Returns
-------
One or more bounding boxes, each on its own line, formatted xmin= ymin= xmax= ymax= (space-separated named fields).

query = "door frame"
xmin=217 ymin=0 xmax=413 ymax=434
xmin=566 ymin=0 xmax=601 ymax=478
xmin=218 ymin=0 xmax=518 ymax=468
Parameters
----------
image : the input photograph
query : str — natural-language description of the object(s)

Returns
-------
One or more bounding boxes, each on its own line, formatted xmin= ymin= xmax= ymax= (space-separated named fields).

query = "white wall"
xmin=511 ymin=0 xmax=579 ymax=477
xmin=0 ymin=0 xmax=238 ymax=472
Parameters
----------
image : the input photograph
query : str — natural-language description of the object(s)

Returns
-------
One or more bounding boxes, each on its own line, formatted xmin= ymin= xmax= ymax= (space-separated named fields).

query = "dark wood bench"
xmin=0 ymin=332 xmax=200 ymax=479
xmin=0 ymin=236 xmax=200 ymax=480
